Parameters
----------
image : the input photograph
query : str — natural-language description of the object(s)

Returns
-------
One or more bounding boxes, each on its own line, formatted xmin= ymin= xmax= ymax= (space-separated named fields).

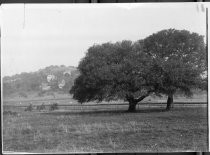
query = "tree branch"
xmin=126 ymin=89 xmax=154 ymax=104
xmin=135 ymin=90 xmax=152 ymax=102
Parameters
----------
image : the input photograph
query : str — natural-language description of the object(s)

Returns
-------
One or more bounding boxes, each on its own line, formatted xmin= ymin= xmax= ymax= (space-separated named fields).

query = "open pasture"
xmin=3 ymin=102 xmax=208 ymax=153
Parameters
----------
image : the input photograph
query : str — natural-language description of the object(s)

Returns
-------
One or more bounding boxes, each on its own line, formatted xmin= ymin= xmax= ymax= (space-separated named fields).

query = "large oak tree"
xmin=70 ymin=40 xmax=156 ymax=112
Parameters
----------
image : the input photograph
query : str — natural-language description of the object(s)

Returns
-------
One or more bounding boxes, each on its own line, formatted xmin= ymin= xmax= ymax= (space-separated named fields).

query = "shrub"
xmin=49 ymin=102 xmax=59 ymax=111
xmin=25 ymin=104 xmax=33 ymax=112
xmin=37 ymin=103 xmax=46 ymax=111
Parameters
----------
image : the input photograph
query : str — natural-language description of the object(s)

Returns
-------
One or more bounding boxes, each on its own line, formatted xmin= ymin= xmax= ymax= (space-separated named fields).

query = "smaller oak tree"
xmin=143 ymin=29 xmax=207 ymax=110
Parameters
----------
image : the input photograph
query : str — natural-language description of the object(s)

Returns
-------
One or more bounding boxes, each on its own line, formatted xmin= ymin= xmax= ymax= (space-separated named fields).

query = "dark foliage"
xmin=70 ymin=40 xmax=154 ymax=104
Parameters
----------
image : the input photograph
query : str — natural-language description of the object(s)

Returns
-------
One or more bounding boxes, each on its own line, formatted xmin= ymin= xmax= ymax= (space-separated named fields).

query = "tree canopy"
xmin=70 ymin=29 xmax=207 ymax=111
xmin=143 ymin=29 xmax=206 ymax=109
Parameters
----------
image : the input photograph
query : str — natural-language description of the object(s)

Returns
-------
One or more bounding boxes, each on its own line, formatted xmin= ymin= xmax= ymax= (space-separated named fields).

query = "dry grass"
xmin=3 ymin=106 xmax=208 ymax=153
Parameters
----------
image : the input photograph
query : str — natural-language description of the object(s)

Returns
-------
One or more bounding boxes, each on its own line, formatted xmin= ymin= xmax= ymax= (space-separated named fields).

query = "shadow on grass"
xmin=41 ymin=108 xmax=167 ymax=116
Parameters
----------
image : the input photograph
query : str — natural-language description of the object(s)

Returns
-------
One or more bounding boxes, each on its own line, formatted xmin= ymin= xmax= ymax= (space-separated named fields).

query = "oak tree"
xmin=143 ymin=29 xmax=207 ymax=110
xmin=70 ymin=40 xmax=156 ymax=112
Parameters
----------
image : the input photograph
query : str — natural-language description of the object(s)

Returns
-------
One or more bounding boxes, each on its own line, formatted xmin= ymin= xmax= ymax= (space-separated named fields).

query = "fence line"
xmin=3 ymin=97 xmax=72 ymax=104
xmin=3 ymin=102 xmax=208 ymax=108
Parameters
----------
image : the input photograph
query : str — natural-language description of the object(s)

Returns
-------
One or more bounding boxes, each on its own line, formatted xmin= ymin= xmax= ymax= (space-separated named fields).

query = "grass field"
xmin=3 ymin=104 xmax=208 ymax=153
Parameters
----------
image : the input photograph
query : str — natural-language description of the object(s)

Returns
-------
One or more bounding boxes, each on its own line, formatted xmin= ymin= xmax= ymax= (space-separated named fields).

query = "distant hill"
xmin=2 ymin=65 xmax=207 ymax=102
xmin=3 ymin=65 xmax=79 ymax=99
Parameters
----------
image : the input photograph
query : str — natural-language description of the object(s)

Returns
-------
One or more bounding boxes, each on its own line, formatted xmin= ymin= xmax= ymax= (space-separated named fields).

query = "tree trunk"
xmin=128 ymin=101 xmax=137 ymax=112
xmin=126 ymin=92 xmax=152 ymax=112
xmin=166 ymin=94 xmax=174 ymax=111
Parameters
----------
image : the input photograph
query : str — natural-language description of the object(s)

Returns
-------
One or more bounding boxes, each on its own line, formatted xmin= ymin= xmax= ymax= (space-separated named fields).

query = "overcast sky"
xmin=1 ymin=3 xmax=206 ymax=77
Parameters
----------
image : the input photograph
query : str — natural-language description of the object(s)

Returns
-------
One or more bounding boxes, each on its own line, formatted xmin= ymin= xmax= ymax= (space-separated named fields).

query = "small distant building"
xmin=58 ymin=79 xmax=65 ymax=89
xmin=40 ymin=83 xmax=51 ymax=91
xmin=47 ymin=75 xmax=56 ymax=82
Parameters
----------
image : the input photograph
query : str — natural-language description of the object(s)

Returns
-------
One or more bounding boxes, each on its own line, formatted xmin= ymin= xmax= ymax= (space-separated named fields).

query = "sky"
xmin=1 ymin=3 xmax=207 ymax=77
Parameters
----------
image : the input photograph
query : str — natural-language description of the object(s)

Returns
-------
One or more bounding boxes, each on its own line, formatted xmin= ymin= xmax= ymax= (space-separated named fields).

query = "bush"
xmin=49 ymin=102 xmax=59 ymax=111
xmin=36 ymin=103 xmax=46 ymax=111
xmin=25 ymin=104 xmax=33 ymax=112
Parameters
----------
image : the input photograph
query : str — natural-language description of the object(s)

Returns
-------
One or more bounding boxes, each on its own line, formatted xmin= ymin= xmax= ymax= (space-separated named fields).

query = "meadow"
xmin=3 ymin=100 xmax=208 ymax=153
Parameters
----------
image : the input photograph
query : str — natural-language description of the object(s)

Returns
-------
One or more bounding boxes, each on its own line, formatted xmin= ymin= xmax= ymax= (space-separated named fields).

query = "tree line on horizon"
xmin=70 ymin=29 xmax=207 ymax=112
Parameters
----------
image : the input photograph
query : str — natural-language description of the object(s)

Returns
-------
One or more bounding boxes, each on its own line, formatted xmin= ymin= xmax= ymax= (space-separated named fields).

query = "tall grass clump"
xmin=49 ymin=103 xmax=59 ymax=111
